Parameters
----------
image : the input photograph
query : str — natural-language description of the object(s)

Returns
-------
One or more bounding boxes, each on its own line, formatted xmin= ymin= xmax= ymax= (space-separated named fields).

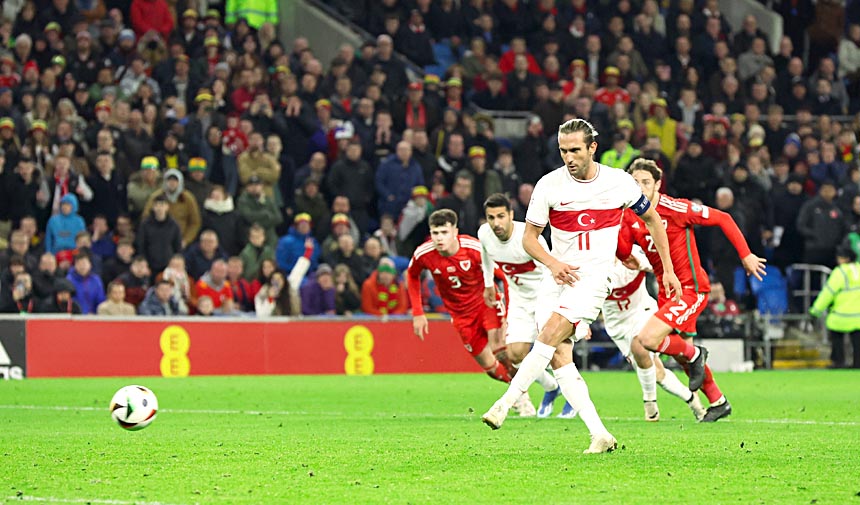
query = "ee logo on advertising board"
xmin=344 ymin=325 xmax=374 ymax=375
xmin=160 ymin=325 xmax=190 ymax=377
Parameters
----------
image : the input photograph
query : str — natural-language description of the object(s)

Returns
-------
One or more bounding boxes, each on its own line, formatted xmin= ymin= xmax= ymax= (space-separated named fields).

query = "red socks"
xmin=657 ymin=334 xmax=698 ymax=361
xmin=484 ymin=360 xmax=513 ymax=383
xmin=700 ymin=365 xmax=723 ymax=404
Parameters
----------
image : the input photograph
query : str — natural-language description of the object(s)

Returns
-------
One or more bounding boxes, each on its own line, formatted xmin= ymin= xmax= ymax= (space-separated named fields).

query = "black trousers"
xmin=829 ymin=330 xmax=860 ymax=368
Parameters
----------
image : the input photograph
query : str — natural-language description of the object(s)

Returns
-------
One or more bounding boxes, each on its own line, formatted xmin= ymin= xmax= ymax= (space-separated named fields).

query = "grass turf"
xmin=1 ymin=371 xmax=859 ymax=504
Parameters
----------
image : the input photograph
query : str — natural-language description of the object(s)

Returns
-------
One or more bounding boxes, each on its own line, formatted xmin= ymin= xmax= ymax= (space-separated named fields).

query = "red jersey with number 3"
xmin=618 ymin=194 xmax=752 ymax=295
xmin=407 ymin=235 xmax=489 ymax=318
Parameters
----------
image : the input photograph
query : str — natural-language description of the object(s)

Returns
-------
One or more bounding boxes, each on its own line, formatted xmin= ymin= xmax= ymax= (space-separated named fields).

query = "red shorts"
xmin=452 ymin=303 xmax=503 ymax=357
xmin=655 ymin=290 xmax=709 ymax=336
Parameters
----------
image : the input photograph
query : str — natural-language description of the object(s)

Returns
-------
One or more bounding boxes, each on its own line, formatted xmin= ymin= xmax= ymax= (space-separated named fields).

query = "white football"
xmin=110 ymin=385 xmax=158 ymax=431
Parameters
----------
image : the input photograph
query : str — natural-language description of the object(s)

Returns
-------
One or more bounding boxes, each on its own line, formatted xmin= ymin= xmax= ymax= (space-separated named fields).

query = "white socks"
xmin=636 ymin=364 xmax=658 ymax=402
xmin=500 ymin=341 xmax=555 ymax=408
xmin=659 ymin=369 xmax=695 ymax=402
xmin=554 ymin=363 xmax=608 ymax=436
xmin=536 ymin=368 xmax=559 ymax=392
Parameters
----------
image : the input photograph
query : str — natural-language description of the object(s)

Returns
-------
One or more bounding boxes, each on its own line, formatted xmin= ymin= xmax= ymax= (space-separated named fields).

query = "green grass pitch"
xmin=1 ymin=371 xmax=859 ymax=504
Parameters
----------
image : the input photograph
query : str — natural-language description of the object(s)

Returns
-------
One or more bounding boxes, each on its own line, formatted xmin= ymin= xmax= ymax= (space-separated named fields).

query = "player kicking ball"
xmin=622 ymin=159 xmax=767 ymax=422
xmin=407 ymin=209 xmax=534 ymax=414
xmin=479 ymin=193 xmax=566 ymax=419
xmin=481 ymin=119 xmax=682 ymax=454
xmin=602 ymin=247 xmax=707 ymax=421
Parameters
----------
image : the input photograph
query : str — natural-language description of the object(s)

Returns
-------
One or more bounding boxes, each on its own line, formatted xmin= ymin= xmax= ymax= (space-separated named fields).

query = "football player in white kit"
xmin=481 ymin=118 xmax=682 ymax=454
xmin=479 ymin=193 xmax=567 ymax=419
xmin=602 ymin=247 xmax=707 ymax=422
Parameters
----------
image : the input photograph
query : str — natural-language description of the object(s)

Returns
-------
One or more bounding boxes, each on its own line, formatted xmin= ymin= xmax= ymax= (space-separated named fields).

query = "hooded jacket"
xmin=276 ymin=226 xmax=320 ymax=273
xmin=142 ymin=169 xmax=202 ymax=246
xmin=45 ymin=194 xmax=86 ymax=254
xmin=66 ymin=267 xmax=106 ymax=314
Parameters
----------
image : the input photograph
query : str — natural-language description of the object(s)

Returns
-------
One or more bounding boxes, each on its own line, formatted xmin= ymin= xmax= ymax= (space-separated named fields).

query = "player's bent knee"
xmin=537 ymin=313 xmax=574 ymax=347
xmin=507 ymin=343 xmax=530 ymax=364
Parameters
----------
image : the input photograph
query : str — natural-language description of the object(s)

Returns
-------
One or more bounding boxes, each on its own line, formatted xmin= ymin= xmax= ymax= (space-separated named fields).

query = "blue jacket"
xmin=275 ymin=226 xmax=320 ymax=273
xmin=300 ymin=276 xmax=336 ymax=315
xmin=138 ymin=287 xmax=182 ymax=316
xmin=45 ymin=194 xmax=86 ymax=254
xmin=67 ymin=268 xmax=105 ymax=314
xmin=375 ymin=154 xmax=424 ymax=217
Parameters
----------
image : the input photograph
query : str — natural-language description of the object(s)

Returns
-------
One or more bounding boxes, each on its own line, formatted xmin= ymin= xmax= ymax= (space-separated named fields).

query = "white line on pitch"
xmin=0 ymin=404 xmax=857 ymax=426
xmin=5 ymin=495 xmax=195 ymax=505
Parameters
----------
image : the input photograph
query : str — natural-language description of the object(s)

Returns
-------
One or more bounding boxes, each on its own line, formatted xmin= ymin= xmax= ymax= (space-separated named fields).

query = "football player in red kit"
xmin=407 ymin=209 xmax=534 ymax=412
xmin=620 ymin=159 xmax=767 ymax=421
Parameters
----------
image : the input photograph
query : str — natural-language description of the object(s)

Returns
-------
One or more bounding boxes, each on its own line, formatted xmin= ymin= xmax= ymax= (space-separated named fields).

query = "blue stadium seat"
xmin=750 ymin=266 xmax=789 ymax=316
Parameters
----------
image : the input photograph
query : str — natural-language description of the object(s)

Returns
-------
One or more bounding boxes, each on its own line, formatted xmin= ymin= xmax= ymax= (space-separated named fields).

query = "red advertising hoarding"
xmin=25 ymin=318 xmax=481 ymax=378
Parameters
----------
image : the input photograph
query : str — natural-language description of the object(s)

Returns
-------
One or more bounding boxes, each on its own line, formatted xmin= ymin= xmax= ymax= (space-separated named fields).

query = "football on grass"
xmin=110 ymin=385 xmax=158 ymax=431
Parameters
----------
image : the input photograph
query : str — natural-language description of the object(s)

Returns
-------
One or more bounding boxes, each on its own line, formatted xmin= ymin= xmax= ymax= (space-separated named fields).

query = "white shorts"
xmin=535 ymin=272 xmax=610 ymax=333
xmin=602 ymin=283 xmax=657 ymax=357
xmin=505 ymin=302 xmax=539 ymax=345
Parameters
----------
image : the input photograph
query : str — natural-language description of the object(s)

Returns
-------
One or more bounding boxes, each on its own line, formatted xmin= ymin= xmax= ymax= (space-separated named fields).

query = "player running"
xmin=622 ymin=159 xmax=767 ymax=422
xmin=479 ymin=193 xmax=570 ymax=418
xmin=481 ymin=118 xmax=682 ymax=454
xmin=602 ymin=247 xmax=707 ymax=421
xmin=407 ymin=209 xmax=534 ymax=414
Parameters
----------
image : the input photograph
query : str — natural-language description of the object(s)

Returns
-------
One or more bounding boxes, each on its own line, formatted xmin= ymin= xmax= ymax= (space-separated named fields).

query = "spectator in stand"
xmin=45 ymin=194 xmax=86 ymax=255
xmin=238 ymin=223 xmax=275 ymax=281
xmin=139 ymin=279 xmax=185 ymax=316
xmin=300 ymin=263 xmax=336 ymax=315
xmin=201 ymin=185 xmax=243 ymax=256
xmin=184 ymin=157 xmax=213 ymax=213
xmin=130 ymin=0 xmax=174 ymax=41
xmin=185 ymin=229 xmax=227 ymax=280
xmin=276 ymin=213 xmax=320 ymax=274
xmin=255 ymin=270 xmax=300 ymax=317
xmin=38 ymin=278 xmax=82 ymax=314
xmin=376 ymin=140 xmax=424 ymax=219
xmin=333 ymin=263 xmax=361 ymax=315
xmin=361 ymin=257 xmax=407 ymax=316
xmin=435 ymin=170 xmax=479 ymax=236
xmin=727 ymin=163 xmax=773 ymax=258
xmin=324 ymin=233 xmax=371 ymax=285
xmin=85 ymin=151 xmax=126 ymax=225
xmin=466 ymin=145 xmax=502 ymax=210
xmin=0 ymin=230 xmax=39 ymax=273
xmin=116 ymin=255 xmax=150 ymax=307
xmin=293 ymin=175 xmax=329 ymax=241
xmin=97 ymin=281 xmax=136 ymax=316
xmin=142 ymin=169 xmax=202 ymax=247
xmin=237 ymin=131 xmax=281 ymax=200
xmin=321 ymin=213 xmax=354 ymax=257
xmin=235 ymin=174 xmax=282 ymax=247
xmin=192 ymin=258 xmax=232 ymax=310
xmin=673 ymin=136 xmax=720 ymax=206
xmin=32 ymin=252 xmax=60 ymax=300
xmin=156 ymin=254 xmax=192 ymax=314
xmin=327 ymin=140 xmax=374 ymax=234
xmin=127 ymin=156 xmax=162 ymax=221
xmin=66 ymin=251 xmax=105 ymax=314
xmin=227 ymin=256 xmax=254 ymax=312
xmin=797 ymin=180 xmax=846 ymax=267
xmin=0 ymin=271 xmax=36 ymax=314
xmin=772 ymin=174 xmax=808 ymax=272
xmin=137 ymin=194 xmax=182 ymax=275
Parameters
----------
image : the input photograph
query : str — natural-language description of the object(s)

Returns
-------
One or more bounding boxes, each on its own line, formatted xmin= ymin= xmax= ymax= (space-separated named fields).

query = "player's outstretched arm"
xmin=640 ymin=205 xmax=682 ymax=301
xmin=523 ymin=222 xmax=580 ymax=286
xmin=700 ymin=207 xmax=768 ymax=281
xmin=405 ymin=259 xmax=429 ymax=339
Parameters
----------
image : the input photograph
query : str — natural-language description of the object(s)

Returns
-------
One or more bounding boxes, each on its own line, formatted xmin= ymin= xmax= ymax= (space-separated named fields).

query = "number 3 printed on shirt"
xmin=448 ymin=275 xmax=461 ymax=288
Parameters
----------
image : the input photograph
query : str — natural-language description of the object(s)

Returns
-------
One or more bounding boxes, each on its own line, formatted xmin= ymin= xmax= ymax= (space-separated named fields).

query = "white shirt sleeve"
xmin=617 ymin=170 xmax=650 ymax=215
xmin=478 ymin=224 xmax=495 ymax=289
xmin=525 ymin=177 xmax=550 ymax=227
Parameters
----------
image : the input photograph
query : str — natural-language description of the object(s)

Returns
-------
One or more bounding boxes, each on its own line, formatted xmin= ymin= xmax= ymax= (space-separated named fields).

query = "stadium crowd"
xmin=0 ymin=0 xmax=859 ymax=320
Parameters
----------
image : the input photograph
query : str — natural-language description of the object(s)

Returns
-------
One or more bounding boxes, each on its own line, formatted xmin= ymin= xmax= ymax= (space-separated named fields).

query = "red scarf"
xmin=54 ymin=175 xmax=69 ymax=196
xmin=405 ymin=102 xmax=427 ymax=129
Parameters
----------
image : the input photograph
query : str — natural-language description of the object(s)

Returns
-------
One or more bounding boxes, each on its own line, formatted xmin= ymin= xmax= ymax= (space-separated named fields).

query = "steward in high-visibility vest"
xmin=810 ymin=246 xmax=860 ymax=368
xmin=225 ymin=0 xmax=277 ymax=29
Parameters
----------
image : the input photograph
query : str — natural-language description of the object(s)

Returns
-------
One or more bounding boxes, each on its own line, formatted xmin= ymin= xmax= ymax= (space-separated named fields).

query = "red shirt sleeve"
xmin=406 ymin=255 xmax=425 ymax=317
xmin=616 ymin=213 xmax=634 ymax=260
xmin=681 ymin=204 xmax=752 ymax=259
